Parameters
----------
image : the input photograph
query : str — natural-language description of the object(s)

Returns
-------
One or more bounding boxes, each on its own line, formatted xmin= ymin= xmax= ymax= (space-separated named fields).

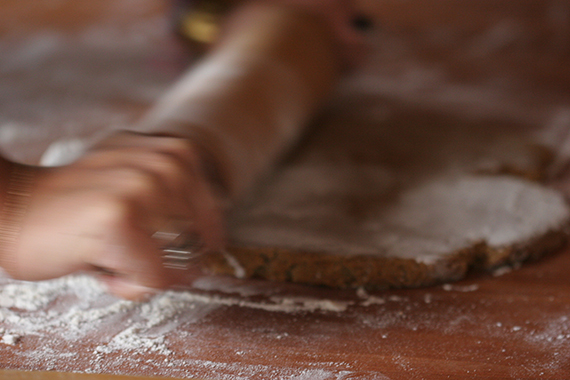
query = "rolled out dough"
xmin=206 ymin=103 xmax=570 ymax=289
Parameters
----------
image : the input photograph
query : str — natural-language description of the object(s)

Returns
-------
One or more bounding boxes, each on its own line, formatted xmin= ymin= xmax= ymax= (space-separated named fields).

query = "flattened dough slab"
xmin=207 ymin=102 xmax=570 ymax=289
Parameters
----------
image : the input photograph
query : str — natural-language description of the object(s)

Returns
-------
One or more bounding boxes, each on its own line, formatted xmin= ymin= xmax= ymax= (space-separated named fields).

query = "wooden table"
xmin=1 ymin=1 xmax=570 ymax=379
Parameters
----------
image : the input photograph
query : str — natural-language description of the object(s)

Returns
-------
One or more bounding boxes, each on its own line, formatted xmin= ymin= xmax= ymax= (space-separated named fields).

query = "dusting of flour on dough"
xmin=222 ymin=251 xmax=247 ymax=279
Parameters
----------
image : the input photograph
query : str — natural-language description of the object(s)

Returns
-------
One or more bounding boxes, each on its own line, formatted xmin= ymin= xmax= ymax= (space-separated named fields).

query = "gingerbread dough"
xmin=206 ymin=102 xmax=570 ymax=289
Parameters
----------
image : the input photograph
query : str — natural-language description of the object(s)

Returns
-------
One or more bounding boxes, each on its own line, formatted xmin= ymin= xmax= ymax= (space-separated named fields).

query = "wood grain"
xmin=0 ymin=369 xmax=190 ymax=380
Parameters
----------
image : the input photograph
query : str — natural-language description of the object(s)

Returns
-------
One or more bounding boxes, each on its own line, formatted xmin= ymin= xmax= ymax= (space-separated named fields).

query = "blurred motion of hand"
xmin=6 ymin=132 xmax=224 ymax=300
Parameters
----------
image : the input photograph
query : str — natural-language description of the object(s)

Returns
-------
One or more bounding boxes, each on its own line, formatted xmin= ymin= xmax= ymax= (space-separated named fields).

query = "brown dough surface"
xmin=206 ymin=101 xmax=570 ymax=289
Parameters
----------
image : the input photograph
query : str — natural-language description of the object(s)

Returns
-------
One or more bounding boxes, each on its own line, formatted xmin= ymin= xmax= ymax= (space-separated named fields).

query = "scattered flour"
xmin=0 ymin=273 xmax=357 ymax=355
xmin=0 ymin=272 xmax=391 ymax=378
xmin=0 ymin=272 xmax=568 ymax=379
xmin=267 ymin=296 xmax=351 ymax=313
xmin=442 ymin=283 xmax=480 ymax=292
xmin=1 ymin=333 xmax=20 ymax=345
xmin=356 ymin=287 xmax=368 ymax=299
xmin=492 ymin=263 xmax=522 ymax=277
xmin=492 ymin=266 xmax=514 ymax=277
xmin=94 ymin=326 xmax=171 ymax=355
xmin=222 ymin=251 xmax=247 ymax=279
xmin=356 ymin=288 xmax=387 ymax=306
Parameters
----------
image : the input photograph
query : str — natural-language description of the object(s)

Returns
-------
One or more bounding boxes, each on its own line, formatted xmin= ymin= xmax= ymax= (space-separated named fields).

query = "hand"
xmin=6 ymin=132 xmax=224 ymax=300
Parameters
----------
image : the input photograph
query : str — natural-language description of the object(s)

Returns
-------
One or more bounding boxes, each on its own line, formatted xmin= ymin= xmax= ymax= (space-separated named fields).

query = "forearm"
xmin=135 ymin=2 xmax=340 ymax=200
xmin=0 ymin=157 xmax=38 ymax=276
xmin=0 ymin=157 xmax=14 ymax=272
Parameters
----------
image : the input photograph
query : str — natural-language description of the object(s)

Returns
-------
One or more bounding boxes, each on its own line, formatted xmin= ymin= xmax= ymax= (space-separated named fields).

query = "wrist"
xmin=0 ymin=162 xmax=37 ymax=278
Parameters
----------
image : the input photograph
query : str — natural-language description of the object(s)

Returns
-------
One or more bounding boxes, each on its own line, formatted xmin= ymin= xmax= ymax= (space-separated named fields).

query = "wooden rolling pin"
xmin=136 ymin=2 xmax=341 ymax=200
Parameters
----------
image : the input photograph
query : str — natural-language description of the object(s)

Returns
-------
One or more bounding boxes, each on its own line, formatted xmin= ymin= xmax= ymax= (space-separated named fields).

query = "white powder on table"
xmin=442 ymin=283 xmax=480 ymax=292
xmin=0 ymin=272 xmax=378 ymax=378
xmin=0 ymin=272 xmax=568 ymax=379
xmin=1 ymin=333 xmax=20 ymax=345
xmin=0 ymin=273 xmax=359 ymax=356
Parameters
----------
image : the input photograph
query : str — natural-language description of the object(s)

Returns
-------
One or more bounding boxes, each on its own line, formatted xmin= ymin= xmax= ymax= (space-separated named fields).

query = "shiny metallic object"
xmin=153 ymin=221 xmax=203 ymax=270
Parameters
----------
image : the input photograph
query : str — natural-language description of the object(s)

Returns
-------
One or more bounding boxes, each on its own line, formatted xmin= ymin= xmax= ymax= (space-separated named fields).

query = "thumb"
xmin=100 ymin=276 xmax=160 ymax=301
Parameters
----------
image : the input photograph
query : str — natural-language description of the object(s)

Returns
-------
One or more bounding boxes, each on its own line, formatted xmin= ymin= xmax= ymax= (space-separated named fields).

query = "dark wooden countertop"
xmin=0 ymin=250 xmax=569 ymax=379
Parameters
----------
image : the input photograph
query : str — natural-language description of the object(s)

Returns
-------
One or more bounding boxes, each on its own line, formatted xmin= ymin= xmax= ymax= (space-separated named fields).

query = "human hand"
xmin=3 ymin=132 xmax=224 ymax=300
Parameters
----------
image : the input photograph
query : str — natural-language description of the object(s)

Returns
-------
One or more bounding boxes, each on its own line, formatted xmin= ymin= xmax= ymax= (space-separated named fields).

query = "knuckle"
xmin=160 ymin=138 xmax=201 ymax=165
xmin=121 ymin=168 xmax=154 ymax=188
xmin=124 ymin=173 xmax=159 ymax=199
xmin=93 ymin=194 xmax=134 ymax=228
xmin=104 ymin=168 xmax=159 ymax=203
xmin=145 ymin=152 xmax=185 ymax=178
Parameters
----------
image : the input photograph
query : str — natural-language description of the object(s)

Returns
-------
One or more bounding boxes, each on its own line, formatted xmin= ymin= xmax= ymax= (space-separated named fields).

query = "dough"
xmin=206 ymin=103 xmax=570 ymax=289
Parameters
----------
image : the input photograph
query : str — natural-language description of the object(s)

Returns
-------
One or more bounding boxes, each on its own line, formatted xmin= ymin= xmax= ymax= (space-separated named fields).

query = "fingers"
xmin=111 ymin=132 xmax=224 ymax=242
xmin=87 ymin=131 xmax=225 ymax=250
xmin=15 ymin=132 xmax=226 ymax=300
xmin=101 ymin=278 xmax=159 ymax=301
xmin=77 ymin=150 xmax=193 ymax=231
xmin=85 ymin=133 xmax=225 ymax=298
xmin=93 ymin=225 xmax=169 ymax=300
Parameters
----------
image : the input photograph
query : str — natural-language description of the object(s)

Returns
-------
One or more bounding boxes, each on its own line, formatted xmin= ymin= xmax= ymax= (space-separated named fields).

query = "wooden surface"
xmin=0 ymin=369 xmax=185 ymax=380
xmin=0 ymin=254 xmax=569 ymax=379
xmin=1 ymin=1 xmax=570 ymax=379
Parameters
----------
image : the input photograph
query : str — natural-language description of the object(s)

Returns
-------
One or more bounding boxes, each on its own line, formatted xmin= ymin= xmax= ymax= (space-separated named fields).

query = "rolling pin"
xmin=136 ymin=1 xmax=341 ymax=201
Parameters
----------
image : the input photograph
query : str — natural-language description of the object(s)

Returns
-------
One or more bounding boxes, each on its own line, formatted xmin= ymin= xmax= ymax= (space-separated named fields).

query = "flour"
xmin=1 ymin=272 xmax=569 ymax=379
xmin=360 ymin=297 xmax=386 ymax=307
xmin=356 ymin=288 xmax=386 ymax=306
xmin=0 ymin=272 xmax=383 ymax=378
xmin=94 ymin=326 xmax=172 ymax=355
xmin=222 ymin=251 xmax=247 ymax=279
xmin=0 ymin=275 xmax=129 ymax=340
xmin=267 ymin=296 xmax=351 ymax=313
xmin=0 ymin=273 xmax=358 ymax=356
xmin=442 ymin=283 xmax=479 ymax=292
xmin=0 ymin=274 xmax=104 ymax=311
xmin=1 ymin=332 xmax=20 ymax=345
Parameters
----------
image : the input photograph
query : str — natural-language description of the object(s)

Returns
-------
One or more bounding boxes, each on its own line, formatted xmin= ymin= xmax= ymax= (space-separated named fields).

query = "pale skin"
xmin=0 ymin=0 xmax=364 ymax=300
